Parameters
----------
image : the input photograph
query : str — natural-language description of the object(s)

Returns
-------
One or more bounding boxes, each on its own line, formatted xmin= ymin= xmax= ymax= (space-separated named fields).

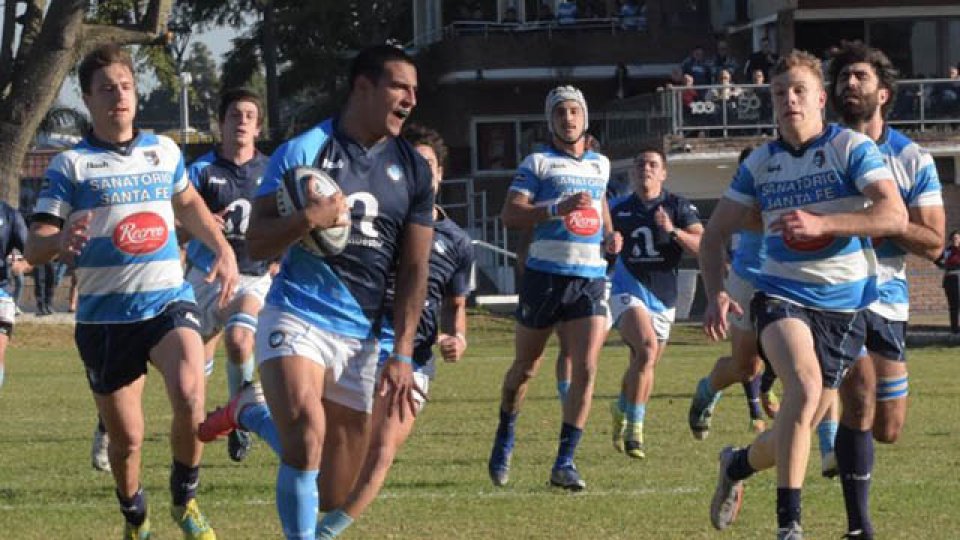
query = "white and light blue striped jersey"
xmin=725 ymin=124 xmax=893 ymax=311
xmin=509 ymin=146 xmax=610 ymax=278
xmin=731 ymin=230 xmax=764 ymax=285
xmin=868 ymin=127 xmax=943 ymax=321
xmin=34 ymin=132 xmax=194 ymax=323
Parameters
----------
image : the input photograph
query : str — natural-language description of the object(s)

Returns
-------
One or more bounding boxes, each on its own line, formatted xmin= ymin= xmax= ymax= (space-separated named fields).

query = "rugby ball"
xmin=276 ymin=166 xmax=350 ymax=257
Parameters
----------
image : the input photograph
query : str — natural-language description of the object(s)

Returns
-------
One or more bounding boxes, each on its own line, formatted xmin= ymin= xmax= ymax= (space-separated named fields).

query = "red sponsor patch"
xmin=113 ymin=212 xmax=169 ymax=255
xmin=783 ymin=234 xmax=833 ymax=252
xmin=564 ymin=207 xmax=601 ymax=236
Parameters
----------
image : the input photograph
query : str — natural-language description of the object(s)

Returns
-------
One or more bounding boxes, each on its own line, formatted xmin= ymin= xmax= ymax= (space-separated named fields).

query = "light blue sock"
xmin=696 ymin=376 xmax=720 ymax=402
xmin=624 ymin=402 xmax=646 ymax=424
xmin=0 ymin=366 xmax=4 ymax=389
xmin=617 ymin=393 xmax=627 ymax=413
xmin=227 ymin=357 xmax=255 ymax=397
xmin=239 ymin=402 xmax=282 ymax=455
xmin=556 ymin=380 xmax=570 ymax=403
xmin=818 ymin=419 xmax=838 ymax=457
xmin=316 ymin=508 xmax=354 ymax=539
xmin=276 ymin=463 xmax=319 ymax=540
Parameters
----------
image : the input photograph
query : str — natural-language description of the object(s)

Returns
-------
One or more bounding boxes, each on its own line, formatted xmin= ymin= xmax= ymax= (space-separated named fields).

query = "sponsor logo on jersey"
xmin=322 ymin=158 xmax=344 ymax=169
xmin=208 ymin=176 xmax=227 ymax=185
xmin=143 ymin=150 xmax=160 ymax=166
xmin=269 ymin=330 xmax=285 ymax=348
xmin=564 ymin=207 xmax=601 ymax=236
xmin=87 ymin=161 xmax=109 ymax=169
xmin=433 ymin=240 xmax=446 ymax=254
xmin=783 ymin=234 xmax=834 ymax=252
xmin=112 ymin=212 xmax=169 ymax=255
xmin=767 ymin=164 xmax=781 ymax=173
xmin=386 ymin=163 xmax=403 ymax=182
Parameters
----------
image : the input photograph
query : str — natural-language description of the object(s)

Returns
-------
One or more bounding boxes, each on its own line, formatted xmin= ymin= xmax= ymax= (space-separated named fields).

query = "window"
xmin=475 ymin=122 xmax=518 ymax=172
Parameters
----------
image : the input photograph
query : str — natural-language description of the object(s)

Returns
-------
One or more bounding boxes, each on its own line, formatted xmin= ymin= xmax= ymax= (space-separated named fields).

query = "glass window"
xmin=869 ymin=20 xmax=937 ymax=78
xmin=476 ymin=122 xmax=518 ymax=171
xmin=519 ymin=121 xmax=549 ymax=158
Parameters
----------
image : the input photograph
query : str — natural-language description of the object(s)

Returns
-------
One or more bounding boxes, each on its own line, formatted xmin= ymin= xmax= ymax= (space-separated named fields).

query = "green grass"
xmin=0 ymin=316 xmax=957 ymax=539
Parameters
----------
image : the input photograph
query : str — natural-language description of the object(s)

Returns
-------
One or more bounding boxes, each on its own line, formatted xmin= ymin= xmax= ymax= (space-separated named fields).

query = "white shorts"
xmin=374 ymin=362 xmax=432 ymax=413
xmin=724 ymin=271 xmax=756 ymax=332
xmin=610 ymin=293 xmax=675 ymax=342
xmin=255 ymin=305 xmax=379 ymax=413
xmin=0 ymin=293 xmax=15 ymax=327
xmin=187 ymin=267 xmax=271 ymax=338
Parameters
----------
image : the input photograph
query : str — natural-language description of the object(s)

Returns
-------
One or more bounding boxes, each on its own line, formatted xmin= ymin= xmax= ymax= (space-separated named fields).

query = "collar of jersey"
xmin=775 ymin=124 xmax=834 ymax=158
xmin=213 ymin=148 xmax=266 ymax=173
xmin=332 ymin=115 xmax=391 ymax=158
xmin=547 ymin=143 xmax=590 ymax=162
xmin=84 ymin=129 xmax=146 ymax=156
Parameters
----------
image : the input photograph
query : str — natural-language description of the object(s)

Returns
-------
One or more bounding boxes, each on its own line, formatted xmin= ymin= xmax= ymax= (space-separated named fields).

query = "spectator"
xmin=706 ymin=68 xmax=741 ymax=102
xmin=664 ymin=66 xmax=685 ymax=89
xmin=557 ymin=0 xmax=577 ymax=24
xmin=538 ymin=1 xmax=554 ymax=21
xmin=743 ymin=36 xmax=777 ymax=81
xmin=712 ymin=39 xmax=739 ymax=82
xmin=681 ymin=73 xmax=698 ymax=110
xmin=32 ymin=260 xmax=56 ymax=316
xmin=681 ymin=45 xmax=712 ymax=86
xmin=931 ymin=66 xmax=960 ymax=117
xmin=620 ymin=0 xmax=646 ymax=31
xmin=939 ymin=230 xmax=960 ymax=333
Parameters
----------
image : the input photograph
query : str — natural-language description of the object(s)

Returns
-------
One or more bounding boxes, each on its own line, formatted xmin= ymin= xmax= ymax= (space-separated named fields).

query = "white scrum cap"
xmin=544 ymin=85 xmax=588 ymax=137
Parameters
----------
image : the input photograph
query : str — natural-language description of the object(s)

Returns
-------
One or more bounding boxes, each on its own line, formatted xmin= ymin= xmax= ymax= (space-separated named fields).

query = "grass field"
xmin=0 ymin=315 xmax=957 ymax=539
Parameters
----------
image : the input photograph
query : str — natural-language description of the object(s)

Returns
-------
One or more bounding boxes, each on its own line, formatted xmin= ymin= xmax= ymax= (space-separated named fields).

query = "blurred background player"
xmin=201 ymin=45 xmax=433 ymax=539
xmin=182 ymin=87 xmax=271 ymax=463
xmin=488 ymin=86 xmax=621 ymax=491
xmin=699 ymin=50 xmax=905 ymax=539
xmin=608 ymin=147 xmax=702 ymax=459
xmin=26 ymin=44 xmax=237 ymax=539
xmin=0 ymin=200 xmax=27 ymax=391
xmin=828 ymin=42 xmax=945 ymax=540
xmin=688 ymin=147 xmax=773 ymax=440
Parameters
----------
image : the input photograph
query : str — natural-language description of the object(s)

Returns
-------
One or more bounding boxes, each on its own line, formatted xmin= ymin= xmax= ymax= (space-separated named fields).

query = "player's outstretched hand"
xmin=58 ymin=211 xmax=92 ymax=267
xmin=703 ymin=292 xmax=742 ymax=341
xmin=378 ymin=356 xmax=423 ymax=422
xmin=604 ymin=231 xmax=623 ymax=255
xmin=437 ymin=333 xmax=466 ymax=363
xmin=208 ymin=251 xmax=239 ymax=309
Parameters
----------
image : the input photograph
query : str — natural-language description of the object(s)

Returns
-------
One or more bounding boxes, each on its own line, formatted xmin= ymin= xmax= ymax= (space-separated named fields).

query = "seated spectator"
xmin=712 ymin=39 xmax=739 ymax=82
xmin=620 ymin=0 xmax=646 ymax=31
xmin=681 ymin=45 xmax=712 ymax=86
xmin=743 ymin=36 xmax=777 ymax=81
xmin=557 ymin=0 xmax=577 ymax=24
xmin=681 ymin=73 xmax=698 ymax=109
xmin=706 ymin=68 xmax=741 ymax=102
xmin=931 ymin=66 xmax=960 ymax=117
xmin=538 ymin=1 xmax=554 ymax=21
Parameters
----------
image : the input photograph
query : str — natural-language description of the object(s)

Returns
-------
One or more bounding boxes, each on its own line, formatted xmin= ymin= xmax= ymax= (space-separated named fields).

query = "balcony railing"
xmin=605 ymin=78 xmax=960 ymax=144
xmin=408 ymin=17 xmax=647 ymax=48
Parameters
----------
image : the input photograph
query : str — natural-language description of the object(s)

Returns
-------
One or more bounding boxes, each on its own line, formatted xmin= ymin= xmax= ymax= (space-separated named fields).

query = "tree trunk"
xmin=261 ymin=0 xmax=282 ymax=142
xmin=0 ymin=0 xmax=172 ymax=207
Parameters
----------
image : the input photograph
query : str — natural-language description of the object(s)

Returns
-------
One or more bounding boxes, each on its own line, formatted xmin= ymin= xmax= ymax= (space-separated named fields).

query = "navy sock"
xmin=726 ymin=446 xmax=756 ymax=481
xmin=760 ymin=368 xmax=777 ymax=394
xmin=496 ymin=409 xmax=517 ymax=441
xmin=776 ymin=487 xmax=802 ymax=529
xmin=117 ymin=487 xmax=148 ymax=527
xmin=170 ymin=460 xmax=199 ymax=507
xmin=553 ymin=422 xmax=582 ymax=470
xmin=743 ymin=375 xmax=762 ymax=419
xmin=97 ymin=416 xmax=106 ymax=434
xmin=836 ymin=423 xmax=874 ymax=535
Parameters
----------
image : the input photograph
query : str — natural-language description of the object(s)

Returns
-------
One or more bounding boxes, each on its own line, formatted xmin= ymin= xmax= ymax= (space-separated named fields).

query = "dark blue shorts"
xmin=515 ymin=268 xmax=608 ymax=329
xmin=752 ymin=292 xmax=865 ymax=389
xmin=862 ymin=310 xmax=906 ymax=362
xmin=76 ymin=301 xmax=202 ymax=395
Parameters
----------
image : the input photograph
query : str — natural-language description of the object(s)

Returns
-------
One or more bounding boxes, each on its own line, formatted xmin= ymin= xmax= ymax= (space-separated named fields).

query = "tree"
xmin=0 ymin=0 xmax=174 ymax=204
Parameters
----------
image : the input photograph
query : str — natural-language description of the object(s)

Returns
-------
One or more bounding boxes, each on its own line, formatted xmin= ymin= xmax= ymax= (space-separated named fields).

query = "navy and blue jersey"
xmin=869 ymin=127 xmax=942 ymax=321
xmin=185 ymin=150 xmax=270 ymax=276
xmin=0 ymin=202 xmax=27 ymax=287
xmin=609 ymin=190 xmax=700 ymax=310
xmin=257 ymin=117 xmax=435 ymax=339
xmin=35 ymin=132 xmax=194 ymax=323
xmin=380 ymin=209 xmax=475 ymax=365
xmin=726 ymin=124 xmax=893 ymax=311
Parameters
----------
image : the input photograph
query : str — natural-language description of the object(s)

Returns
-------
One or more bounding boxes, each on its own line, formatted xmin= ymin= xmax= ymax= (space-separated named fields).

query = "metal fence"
xmin=654 ymin=78 xmax=960 ymax=138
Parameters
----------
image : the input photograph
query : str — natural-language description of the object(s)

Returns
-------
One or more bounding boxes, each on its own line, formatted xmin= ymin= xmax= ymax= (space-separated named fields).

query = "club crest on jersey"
xmin=434 ymin=240 xmax=446 ymax=254
xmin=386 ymin=163 xmax=403 ymax=182
xmin=269 ymin=331 xmax=285 ymax=348
xmin=564 ymin=207 xmax=601 ymax=236
xmin=813 ymin=150 xmax=825 ymax=168
xmin=143 ymin=150 xmax=160 ymax=167
xmin=113 ymin=212 xmax=169 ymax=255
